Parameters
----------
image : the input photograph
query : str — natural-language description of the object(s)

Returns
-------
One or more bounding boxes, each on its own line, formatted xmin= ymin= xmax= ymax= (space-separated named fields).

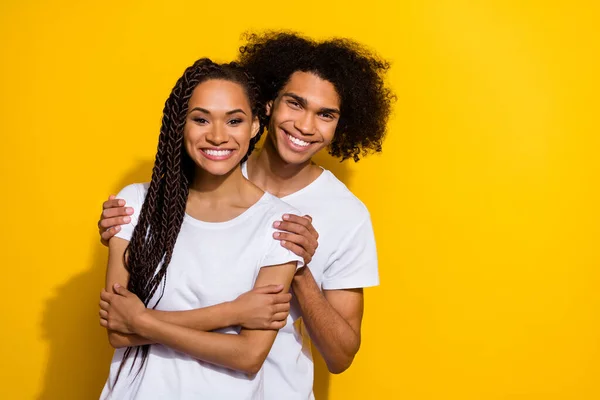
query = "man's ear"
xmin=265 ymin=100 xmax=273 ymax=117
xmin=251 ymin=117 xmax=260 ymax=139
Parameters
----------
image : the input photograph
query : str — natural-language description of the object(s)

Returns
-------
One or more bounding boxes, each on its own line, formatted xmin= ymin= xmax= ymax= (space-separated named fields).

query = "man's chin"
xmin=277 ymin=145 xmax=317 ymax=166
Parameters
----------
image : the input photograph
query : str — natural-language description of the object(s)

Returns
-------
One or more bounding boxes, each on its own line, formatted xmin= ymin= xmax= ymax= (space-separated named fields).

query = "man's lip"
xmin=280 ymin=129 xmax=316 ymax=144
xmin=280 ymin=130 xmax=315 ymax=152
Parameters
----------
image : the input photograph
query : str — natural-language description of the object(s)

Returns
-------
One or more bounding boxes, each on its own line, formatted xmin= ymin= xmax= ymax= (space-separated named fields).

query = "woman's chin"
xmin=194 ymin=160 xmax=242 ymax=177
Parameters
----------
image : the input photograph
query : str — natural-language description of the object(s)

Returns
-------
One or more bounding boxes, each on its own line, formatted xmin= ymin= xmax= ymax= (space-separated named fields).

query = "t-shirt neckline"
xmin=183 ymin=191 xmax=270 ymax=229
xmin=241 ymin=161 xmax=328 ymax=201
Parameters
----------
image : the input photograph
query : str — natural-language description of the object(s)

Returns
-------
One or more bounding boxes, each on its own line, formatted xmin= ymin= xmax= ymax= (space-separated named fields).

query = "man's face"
xmin=266 ymin=71 xmax=341 ymax=165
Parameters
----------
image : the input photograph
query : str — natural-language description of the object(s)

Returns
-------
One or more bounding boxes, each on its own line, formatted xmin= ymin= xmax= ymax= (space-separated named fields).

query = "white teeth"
xmin=287 ymin=133 xmax=310 ymax=147
xmin=204 ymin=149 xmax=232 ymax=156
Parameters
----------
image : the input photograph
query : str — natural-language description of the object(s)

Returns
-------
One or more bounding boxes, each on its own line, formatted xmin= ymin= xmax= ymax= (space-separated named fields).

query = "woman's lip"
xmin=199 ymin=148 xmax=235 ymax=160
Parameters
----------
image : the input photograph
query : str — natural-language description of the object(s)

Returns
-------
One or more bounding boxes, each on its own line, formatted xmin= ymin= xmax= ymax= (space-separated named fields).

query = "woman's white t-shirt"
xmin=100 ymin=183 xmax=303 ymax=400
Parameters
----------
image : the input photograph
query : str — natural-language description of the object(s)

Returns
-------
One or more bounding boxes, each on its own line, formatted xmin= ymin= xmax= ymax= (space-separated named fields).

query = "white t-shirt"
xmin=241 ymin=163 xmax=379 ymax=400
xmin=100 ymin=183 xmax=303 ymax=400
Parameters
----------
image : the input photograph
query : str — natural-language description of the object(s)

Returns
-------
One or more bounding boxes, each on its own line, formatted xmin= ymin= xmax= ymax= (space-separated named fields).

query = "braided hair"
xmin=111 ymin=58 xmax=265 ymax=386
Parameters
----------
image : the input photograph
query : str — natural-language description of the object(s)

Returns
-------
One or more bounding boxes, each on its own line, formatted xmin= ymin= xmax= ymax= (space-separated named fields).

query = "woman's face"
xmin=184 ymin=79 xmax=259 ymax=176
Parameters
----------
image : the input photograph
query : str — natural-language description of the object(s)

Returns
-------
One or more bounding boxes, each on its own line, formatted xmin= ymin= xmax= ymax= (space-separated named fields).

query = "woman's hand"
xmin=233 ymin=285 xmax=292 ymax=330
xmin=99 ymin=284 xmax=147 ymax=334
xmin=273 ymin=214 xmax=319 ymax=265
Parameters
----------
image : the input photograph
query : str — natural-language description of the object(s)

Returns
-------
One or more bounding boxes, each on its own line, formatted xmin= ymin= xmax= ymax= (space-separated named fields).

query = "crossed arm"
xmin=99 ymin=197 xmax=368 ymax=374
xmin=102 ymin=237 xmax=296 ymax=374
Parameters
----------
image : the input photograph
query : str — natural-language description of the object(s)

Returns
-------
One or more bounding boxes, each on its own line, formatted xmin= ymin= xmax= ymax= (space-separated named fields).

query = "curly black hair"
xmin=238 ymin=31 xmax=395 ymax=161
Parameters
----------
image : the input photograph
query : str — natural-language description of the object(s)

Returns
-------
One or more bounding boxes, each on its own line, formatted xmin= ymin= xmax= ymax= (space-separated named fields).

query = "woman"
xmin=99 ymin=58 xmax=303 ymax=399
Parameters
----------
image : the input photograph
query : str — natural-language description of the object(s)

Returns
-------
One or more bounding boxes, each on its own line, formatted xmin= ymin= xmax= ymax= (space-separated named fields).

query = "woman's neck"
xmin=247 ymin=134 xmax=321 ymax=198
xmin=189 ymin=166 xmax=248 ymax=204
xmin=186 ymin=165 xmax=264 ymax=223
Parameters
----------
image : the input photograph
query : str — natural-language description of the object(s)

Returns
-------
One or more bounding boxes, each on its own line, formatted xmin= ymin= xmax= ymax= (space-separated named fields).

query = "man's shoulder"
xmin=290 ymin=170 xmax=371 ymax=236
xmin=317 ymin=170 xmax=370 ymax=220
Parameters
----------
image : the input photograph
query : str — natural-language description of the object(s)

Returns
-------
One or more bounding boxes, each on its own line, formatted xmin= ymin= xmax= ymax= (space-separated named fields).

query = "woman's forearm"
xmin=107 ymin=331 xmax=153 ymax=348
xmin=148 ymin=301 xmax=239 ymax=332
xmin=107 ymin=301 xmax=240 ymax=348
xmin=133 ymin=312 xmax=273 ymax=374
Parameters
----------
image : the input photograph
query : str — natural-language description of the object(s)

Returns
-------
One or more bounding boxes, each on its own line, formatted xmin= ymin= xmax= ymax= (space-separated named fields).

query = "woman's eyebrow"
xmin=189 ymin=107 xmax=210 ymax=114
xmin=225 ymin=109 xmax=246 ymax=116
xmin=188 ymin=107 xmax=247 ymax=116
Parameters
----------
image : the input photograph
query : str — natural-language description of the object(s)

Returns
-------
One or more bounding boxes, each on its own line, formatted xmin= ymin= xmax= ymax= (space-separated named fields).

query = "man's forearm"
xmin=292 ymin=268 xmax=360 ymax=374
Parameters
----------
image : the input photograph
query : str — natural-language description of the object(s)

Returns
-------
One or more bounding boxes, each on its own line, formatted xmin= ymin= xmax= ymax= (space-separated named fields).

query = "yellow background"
xmin=1 ymin=1 xmax=599 ymax=399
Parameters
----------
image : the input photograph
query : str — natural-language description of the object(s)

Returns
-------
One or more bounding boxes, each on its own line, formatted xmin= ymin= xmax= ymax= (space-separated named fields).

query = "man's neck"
xmin=247 ymin=135 xmax=322 ymax=198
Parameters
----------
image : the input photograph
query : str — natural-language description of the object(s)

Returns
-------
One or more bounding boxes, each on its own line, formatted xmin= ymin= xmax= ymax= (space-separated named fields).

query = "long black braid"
xmin=110 ymin=58 xmax=265 ymax=388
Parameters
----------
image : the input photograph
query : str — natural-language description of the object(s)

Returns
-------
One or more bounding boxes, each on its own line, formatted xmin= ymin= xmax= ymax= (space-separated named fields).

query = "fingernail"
xmin=281 ymin=240 xmax=286 ymax=245
xmin=283 ymin=214 xmax=290 ymax=220
xmin=115 ymin=225 xmax=121 ymax=231
xmin=274 ymin=232 xmax=280 ymax=238
xmin=123 ymin=216 xmax=131 ymax=223
xmin=114 ymin=283 xmax=121 ymax=288
xmin=273 ymin=221 xmax=281 ymax=228
xmin=126 ymin=207 xmax=134 ymax=214
xmin=118 ymin=200 xmax=125 ymax=206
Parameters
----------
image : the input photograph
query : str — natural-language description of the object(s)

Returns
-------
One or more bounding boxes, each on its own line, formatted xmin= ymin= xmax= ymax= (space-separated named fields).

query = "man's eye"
xmin=287 ymin=101 xmax=301 ymax=109
xmin=320 ymin=113 xmax=334 ymax=120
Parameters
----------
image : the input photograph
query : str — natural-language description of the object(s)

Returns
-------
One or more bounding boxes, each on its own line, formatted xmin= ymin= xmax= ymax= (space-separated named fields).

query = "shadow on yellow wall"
xmin=38 ymin=152 xmax=349 ymax=399
xmin=38 ymin=163 xmax=153 ymax=399
xmin=39 ymin=246 xmax=113 ymax=399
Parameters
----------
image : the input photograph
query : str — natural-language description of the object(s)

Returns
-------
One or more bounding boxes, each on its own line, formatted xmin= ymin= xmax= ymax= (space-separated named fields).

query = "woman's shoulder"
xmin=260 ymin=192 xmax=301 ymax=216
xmin=116 ymin=182 xmax=150 ymax=207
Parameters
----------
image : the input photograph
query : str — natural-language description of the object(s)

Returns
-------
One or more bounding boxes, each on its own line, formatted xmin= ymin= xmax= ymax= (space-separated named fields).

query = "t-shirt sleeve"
xmin=322 ymin=212 xmax=380 ymax=290
xmin=260 ymin=208 xmax=305 ymax=271
xmin=113 ymin=183 xmax=145 ymax=242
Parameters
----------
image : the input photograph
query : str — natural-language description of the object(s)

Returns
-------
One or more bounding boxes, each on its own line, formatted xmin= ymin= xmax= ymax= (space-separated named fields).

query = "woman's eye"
xmin=193 ymin=117 xmax=208 ymax=124
xmin=228 ymin=119 xmax=243 ymax=125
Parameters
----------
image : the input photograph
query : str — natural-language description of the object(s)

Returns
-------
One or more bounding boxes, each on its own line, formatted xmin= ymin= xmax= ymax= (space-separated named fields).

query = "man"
xmin=99 ymin=32 xmax=394 ymax=399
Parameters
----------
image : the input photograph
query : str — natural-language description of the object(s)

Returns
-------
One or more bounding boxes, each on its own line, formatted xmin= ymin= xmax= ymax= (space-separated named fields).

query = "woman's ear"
xmin=265 ymin=100 xmax=273 ymax=117
xmin=251 ymin=117 xmax=260 ymax=139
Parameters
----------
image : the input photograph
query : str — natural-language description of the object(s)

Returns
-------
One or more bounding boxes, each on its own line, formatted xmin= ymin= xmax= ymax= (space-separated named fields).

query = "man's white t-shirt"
xmin=100 ymin=183 xmax=303 ymax=400
xmin=241 ymin=163 xmax=380 ymax=400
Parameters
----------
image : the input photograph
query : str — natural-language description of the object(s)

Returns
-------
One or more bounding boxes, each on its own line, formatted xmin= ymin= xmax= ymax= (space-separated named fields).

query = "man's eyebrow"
xmin=281 ymin=93 xmax=308 ymax=107
xmin=319 ymin=107 xmax=340 ymax=115
xmin=189 ymin=107 xmax=247 ymax=116
xmin=281 ymin=92 xmax=340 ymax=115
